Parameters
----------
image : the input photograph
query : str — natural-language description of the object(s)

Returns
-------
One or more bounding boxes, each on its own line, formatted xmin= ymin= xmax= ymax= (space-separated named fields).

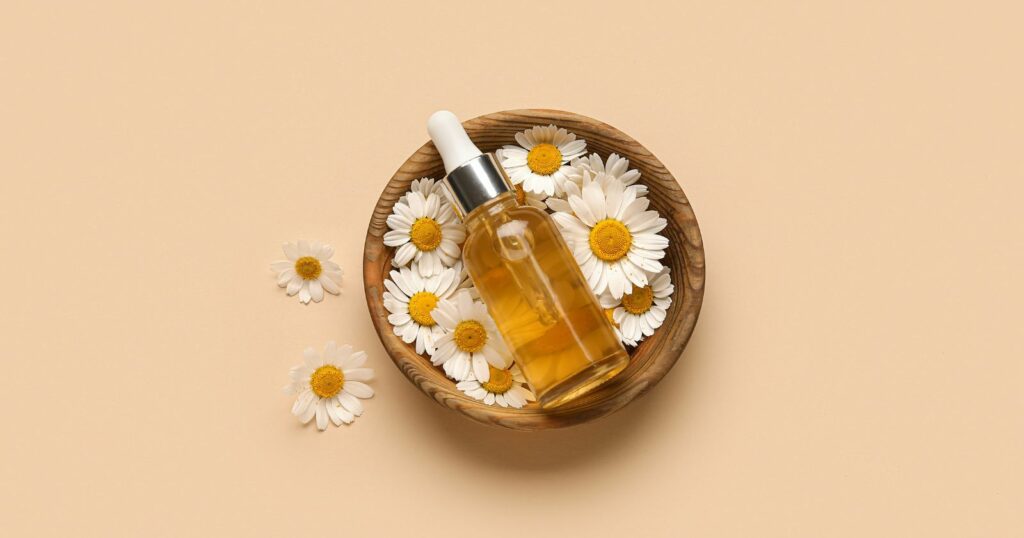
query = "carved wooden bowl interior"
xmin=363 ymin=109 xmax=704 ymax=430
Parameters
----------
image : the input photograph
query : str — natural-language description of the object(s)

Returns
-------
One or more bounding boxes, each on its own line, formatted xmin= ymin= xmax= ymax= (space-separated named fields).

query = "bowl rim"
xmin=362 ymin=108 xmax=705 ymax=430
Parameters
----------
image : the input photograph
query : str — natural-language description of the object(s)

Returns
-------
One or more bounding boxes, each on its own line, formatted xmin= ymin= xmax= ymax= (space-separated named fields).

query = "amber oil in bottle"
xmin=460 ymin=192 xmax=630 ymax=407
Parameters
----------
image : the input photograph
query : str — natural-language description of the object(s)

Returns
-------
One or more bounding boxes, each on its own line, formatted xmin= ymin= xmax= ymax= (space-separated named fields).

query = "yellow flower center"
xmin=410 ymin=217 xmax=443 ymax=251
xmin=589 ymin=219 xmax=633 ymax=261
xmin=407 ymin=291 xmax=439 ymax=326
xmin=480 ymin=365 xmax=513 ymax=394
xmin=514 ymin=183 xmax=526 ymax=205
xmin=453 ymin=320 xmax=487 ymax=353
xmin=310 ymin=365 xmax=344 ymax=398
xmin=621 ymin=285 xmax=654 ymax=315
xmin=604 ymin=308 xmax=618 ymax=326
xmin=294 ymin=256 xmax=323 ymax=280
xmin=526 ymin=143 xmax=562 ymax=175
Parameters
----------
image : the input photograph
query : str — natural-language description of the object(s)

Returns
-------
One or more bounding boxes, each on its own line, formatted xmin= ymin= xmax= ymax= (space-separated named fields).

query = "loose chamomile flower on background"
xmin=383 ymin=263 xmax=461 ymax=355
xmin=551 ymin=177 xmax=669 ymax=299
xmin=431 ymin=290 xmax=511 ymax=382
xmin=457 ymin=364 xmax=534 ymax=408
xmin=284 ymin=342 xmax=374 ymax=431
xmin=497 ymin=125 xmax=587 ymax=196
xmin=384 ymin=190 xmax=465 ymax=277
xmin=600 ymin=267 xmax=674 ymax=345
xmin=270 ymin=240 xmax=343 ymax=304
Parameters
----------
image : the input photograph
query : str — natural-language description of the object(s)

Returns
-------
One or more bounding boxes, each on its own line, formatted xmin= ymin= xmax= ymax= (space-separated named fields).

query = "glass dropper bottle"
xmin=428 ymin=111 xmax=629 ymax=407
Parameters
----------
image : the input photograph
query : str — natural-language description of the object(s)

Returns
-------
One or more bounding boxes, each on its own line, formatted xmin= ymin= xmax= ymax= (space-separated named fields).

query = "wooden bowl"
xmin=363 ymin=109 xmax=705 ymax=430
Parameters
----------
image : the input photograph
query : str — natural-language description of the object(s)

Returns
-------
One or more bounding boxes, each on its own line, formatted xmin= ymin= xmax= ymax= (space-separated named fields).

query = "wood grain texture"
xmin=363 ymin=109 xmax=705 ymax=430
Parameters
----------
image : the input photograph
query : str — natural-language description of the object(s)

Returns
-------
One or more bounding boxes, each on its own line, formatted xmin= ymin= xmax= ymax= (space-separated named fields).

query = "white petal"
xmin=345 ymin=368 xmax=374 ymax=382
xmin=315 ymin=399 xmax=328 ymax=430
xmin=393 ymin=243 xmax=416 ymax=266
xmin=320 ymin=243 xmax=335 ymax=260
xmin=341 ymin=350 xmax=367 ymax=369
xmin=650 ymin=305 xmax=667 ymax=324
xmin=270 ymin=260 xmax=292 ymax=272
xmin=387 ymin=216 xmax=412 ymax=235
xmin=418 ymin=253 xmax=434 ymax=276
xmin=282 ymin=242 xmax=299 ymax=261
xmin=277 ymin=269 xmax=297 ymax=287
xmin=424 ymin=192 xmax=440 ymax=218
xmin=383 ymin=229 xmax=410 ymax=247
xmin=344 ymin=381 xmax=374 ymax=399
xmin=608 ymin=265 xmax=626 ymax=299
xmin=308 ymin=279 xmax=324 ymax=302
xmin=291 ymin=390 xmax=315 ymax=416
xmin=324 ymin=341 xmax=338 ymax=361
xmin=319 ymin=275 xmax=340 ymax=294
xmin=472 ymin=355 xmax=489 ymax=382
xmin=620 ymin=257 xmax=651 ymax=287
xmin=388 ymin=312 xmax=411 ymax=326
xmin=582 ymin=181 xmax=606 ymax=221
xmin=383 ymin=278 xmax=409 ymax=301
xmin=338 ymin=392 xmax=364 ymax=416
xmin=622 ymin=315 xmax=640 ymax=340
xmin=401 ymin=322 xmax=418 ymax=343
xmin=303 ymin=347 xmax=321 ymax=367
xmin=407 ymin=191 xmax=425 ymax=215
xmin=392 ymin=269 xmax=417 ymax=297
xmin=298 ymin=396 xmax=317 ymax=423
xmin=481 ymin=344 xmax=509 ymax=368
xmin=393 ymin=201 xmax=416 ymax=221
xmin=568 ymin=195 xmax=596 ymax=226
xmin=514 ymin=132 xmax=534 ymax=149
xmin=326 ymin=398 xmax=345 ymax=426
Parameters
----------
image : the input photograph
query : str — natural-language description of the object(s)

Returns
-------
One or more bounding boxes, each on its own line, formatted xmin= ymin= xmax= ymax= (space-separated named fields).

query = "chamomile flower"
xmin=599 ymin=306 xmax=638 ymax=347
xmin=547 ymin=168 xmax=646 ymax=214
xmin=455 ymin=262 xmax=479 ymax=300
xmin=494 ymin=149 xmax=552 ymax=210
xmin=384 ymin=191 xmax=466 ymax=277
xmin=284 ymin=342 xmax=374 ymax=431
xmin=383 ymin=263 xmax=461 ymax=355
xmin=569 ymin=153 xmax=643 ymax=192
xmin=551 ymin=177 xmax=668 ymax=299
xmin=270 ymin=240 xmax=343 ymax=304
xmin=456 ymin=364 xmax=534 ymax=408
xmin=399 ymin=177 xmax=446 ymax=204
xmin=431 ymin=291 xmax=511 ymax=382
xmin=615 ymin=326 xmax=639 ymax=347
xmin=512 ymin=183 xmax=549 ymax=210
xmin=600 ymin=267 xmax=674 ymax=345
xmin=550 ymin=153 xmax=648 ymax=213
xmin=497 ymin=125 xmax=587 ymax=196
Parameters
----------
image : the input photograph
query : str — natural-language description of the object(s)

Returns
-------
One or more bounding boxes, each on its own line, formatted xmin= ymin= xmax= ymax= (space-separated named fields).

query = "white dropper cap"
xmin=427 ymin=110 xmax=482 ymax=174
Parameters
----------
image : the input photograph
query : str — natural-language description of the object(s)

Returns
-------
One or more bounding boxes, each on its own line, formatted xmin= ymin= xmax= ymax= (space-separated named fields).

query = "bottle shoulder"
xmin=462 ymin=203 xmax=561 ymax=252
xmin=505 ymin=204 xmax=556 ymax=224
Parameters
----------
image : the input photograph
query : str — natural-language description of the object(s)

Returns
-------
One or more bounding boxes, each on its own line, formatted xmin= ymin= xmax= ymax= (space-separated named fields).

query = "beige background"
xmin=1 ymin=1 xmax=1022 ymax=536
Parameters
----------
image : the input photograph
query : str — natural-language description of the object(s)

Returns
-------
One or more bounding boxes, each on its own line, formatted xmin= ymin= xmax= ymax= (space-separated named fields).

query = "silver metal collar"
xmin=442 ymin=153 xmax=511 ymax=219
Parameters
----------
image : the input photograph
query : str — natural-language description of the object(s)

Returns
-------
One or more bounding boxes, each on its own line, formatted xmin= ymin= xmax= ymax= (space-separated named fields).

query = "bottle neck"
xmin=443 ymin=153 xmax=510 ymax=217
xmin=463 ymin=192 xmax=518 ymax=233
